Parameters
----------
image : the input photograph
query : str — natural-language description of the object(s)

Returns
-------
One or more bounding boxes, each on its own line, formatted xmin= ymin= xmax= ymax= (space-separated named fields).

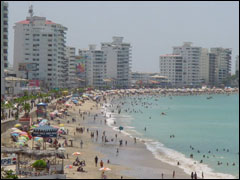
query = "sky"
xmin=6 ymin=1 xmax=239 ymax=74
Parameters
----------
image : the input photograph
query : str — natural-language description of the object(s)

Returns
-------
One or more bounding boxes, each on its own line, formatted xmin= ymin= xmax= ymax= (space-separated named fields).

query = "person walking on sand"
xmin=191 ymin=172 xmax=194 ymax=179
xmin=100 ymin=160 xmax=104 ymax=168
xmin=95 ymin=156 xmax=98 ymax=167
xmin=80 ymin=140 xmax=83 ymax=149
xmin=161 ymin=173 xmax=164 ymax=179
xmin=173 ymin=170 xmax=175 ymax=178
xmin=202 ymin=172 xmax=204 ymax=179
xmin=194 ymin=172 xmax=197 ymax=179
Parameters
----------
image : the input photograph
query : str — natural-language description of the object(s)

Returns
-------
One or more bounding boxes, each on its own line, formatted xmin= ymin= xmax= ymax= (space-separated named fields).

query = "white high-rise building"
xmin=159 ymin=54 xmax=183 ymax=87
xmin=209 ymin=48 xmax=232 ymax=85
xmin=199 ymin=48 xmax=209 ymax=85
xmin=1 ymin=1 xmax=8 ymax=97
xmin=235 ymin=55 xmax=239 ymax=74
xmin=66 ymin=47 xmax=78 ymax=88
xmin=13 ymin=6 xmax=68 ymax=89
xmin=173 ymin=42 xmax=202 ymax=87
xmin=101 ymin=37 xmax=132 ymax=88
xmin=79 ymin=45 xmax=107 ymax=88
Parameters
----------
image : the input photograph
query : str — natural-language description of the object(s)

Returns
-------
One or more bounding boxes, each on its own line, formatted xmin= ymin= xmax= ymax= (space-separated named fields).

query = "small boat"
xmin=207 ymin=96 xmax=213 ymax=100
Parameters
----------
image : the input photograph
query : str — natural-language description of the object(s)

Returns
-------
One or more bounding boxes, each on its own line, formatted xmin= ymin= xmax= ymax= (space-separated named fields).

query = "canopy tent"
xmin=32 ymin=125 xmax=58 ymax=138
xmin=37 ymin=103 xmax=48 ymax=107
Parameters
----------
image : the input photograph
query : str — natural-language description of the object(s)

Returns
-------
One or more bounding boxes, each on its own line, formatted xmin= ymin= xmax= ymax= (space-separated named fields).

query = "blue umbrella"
xmin=11 ymin=133 xmax=19 ymax=137
xmin=119 ymin=126 xmax=124 ymax=131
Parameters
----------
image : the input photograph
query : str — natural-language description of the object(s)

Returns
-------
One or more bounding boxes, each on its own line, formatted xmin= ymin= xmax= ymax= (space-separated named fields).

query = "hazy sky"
xmin=7 ymin=1 xmax=239 ymax=74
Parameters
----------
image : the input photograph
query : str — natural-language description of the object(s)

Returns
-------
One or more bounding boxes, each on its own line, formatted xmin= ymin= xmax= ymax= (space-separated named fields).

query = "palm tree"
xmin=23 ymin=103 xmax=31 ymax=118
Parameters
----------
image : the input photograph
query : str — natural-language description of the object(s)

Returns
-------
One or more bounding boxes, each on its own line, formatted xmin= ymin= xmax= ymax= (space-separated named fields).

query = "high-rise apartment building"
xmin=208 ymin=52 xmax=217 ymax=86
xmin=66 ymin=47 xmax=78 ymax=88
xmin=79 ymin=45 xmax=107 ymax=88
xmin=13 ymin=6 xmax=68 ymax=89
xmin=159 ymin=54 xmax=183 ymax=87
xmin=101 ymin=37 xmax=132 ymax=88
xmin=199 ymin=48 xmax=209 ymax=85
xmin=209 ymin=48 xmax=232 ymax=85
xmin=1 ymin=1 xmax=8 ymax=96
xmin=173 ymin=42 xmax=201 ymax=87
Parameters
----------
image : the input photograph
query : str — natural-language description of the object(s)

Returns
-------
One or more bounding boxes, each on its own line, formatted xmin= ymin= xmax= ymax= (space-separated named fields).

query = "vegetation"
xmin=222 ymin=72 xmax=239 ymax=87
xmin=1 ymin=169 xmax=18 ymax=179
xmin=32 ymin=160 xmax=47 ymax=169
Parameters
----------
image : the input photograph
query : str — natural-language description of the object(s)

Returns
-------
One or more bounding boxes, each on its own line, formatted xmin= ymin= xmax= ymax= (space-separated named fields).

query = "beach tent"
xmin=37 ymin=103 xmax=48 ymax=107
xmin=32 ymin=125 xmax=58 ymax=138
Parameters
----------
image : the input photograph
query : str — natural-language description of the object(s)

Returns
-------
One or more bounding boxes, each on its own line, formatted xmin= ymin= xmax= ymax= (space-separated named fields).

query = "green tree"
xmin=1 ymin=169 xmax=18 ymax=179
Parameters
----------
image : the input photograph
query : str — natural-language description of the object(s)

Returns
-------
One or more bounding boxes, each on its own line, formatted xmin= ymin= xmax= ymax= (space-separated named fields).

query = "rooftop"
xmin=16 ymin=19 xmax=56 ymax=25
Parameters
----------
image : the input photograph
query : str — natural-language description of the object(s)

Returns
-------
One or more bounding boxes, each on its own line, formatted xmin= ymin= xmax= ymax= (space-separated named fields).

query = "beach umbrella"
xmin=11 ymin=133 xmax=19 ymax=137
xmin=19 ymin=136 xmax=28 ymax=140
xmin=20 ymin=134 xmax=29 ymax=138
xmin=31 ymin=125 xmax=38 ymax=129
xmin=59 ymin=124 xmax=64 ymax=127
xmin=20 ymin=132 xmax=28 ymax=135
xmin=99 ymin=167 xmax=111 ymax=171
xmin=72 ymin=152 xmax=81 ymax=156
xmin=16 ymin=142 xmax=25 ymax=146
xmin=12 ymin=129 xmax=22 ymax=133
xmin=65 ymin=165 xmax=73 ymax=169
xmin=15 ymin=124 xmax=22 ymax=128
xmin=119 ymin=126 xmax=124 ymax=131
xmin=34 ymin=137 xmax=43 ymax=142
xmin=11 ymin=128 xmax=18 ymax=131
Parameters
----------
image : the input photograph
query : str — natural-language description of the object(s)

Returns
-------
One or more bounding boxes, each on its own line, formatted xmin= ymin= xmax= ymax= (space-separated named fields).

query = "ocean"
xmin=105 ymin=93 xmax=239 ymax=179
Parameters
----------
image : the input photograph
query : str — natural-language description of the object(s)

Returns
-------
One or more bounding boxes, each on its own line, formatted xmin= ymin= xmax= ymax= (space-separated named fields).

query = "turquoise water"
xmin=109 ymin=94 xmax=239 ymax=178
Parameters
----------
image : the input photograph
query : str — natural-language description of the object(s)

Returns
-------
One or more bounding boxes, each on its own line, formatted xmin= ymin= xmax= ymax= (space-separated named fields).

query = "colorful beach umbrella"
xmin=99 ymin=167 xmax=111 ymax=171
xmin=59 ymin=124 xmax=64 ymax=127
xmin=72 ymin=152 xmax=81 ymax=156
xmin=12 ymin=129 xmax=22 ymax=133
xmin=20 ymin=132 xmax=28 ymax=135
xmin=14 ymin=124 xmax=22 ymax=128
xmin=34 ymin=137 xmax=43 ymax=142
xmin=65 ymin=165 xmax=73 ymax=169
xmin=11 ymin=133 xmax=19 ymax=137
xmin=16 ymin=142 xmax=25 ymax=146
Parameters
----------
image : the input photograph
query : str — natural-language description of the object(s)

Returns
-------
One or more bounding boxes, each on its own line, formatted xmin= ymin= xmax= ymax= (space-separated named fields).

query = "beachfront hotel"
xmin=159 ymin=54 xmax=183 ymax=87
xmin=209 ymin=47 xmax=232 ymax=86
xmin=1 ymin=1 xmax=8 ymax=97
xmin=101 ymin=37 xmax=132 ymax=88
xmin=13 ymin=6 xmax=68 ymax=89
xmin=79 ymin=45 xmax=107 ymax=88
xmin=172 ymin=42 xmax=202 ymax=87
